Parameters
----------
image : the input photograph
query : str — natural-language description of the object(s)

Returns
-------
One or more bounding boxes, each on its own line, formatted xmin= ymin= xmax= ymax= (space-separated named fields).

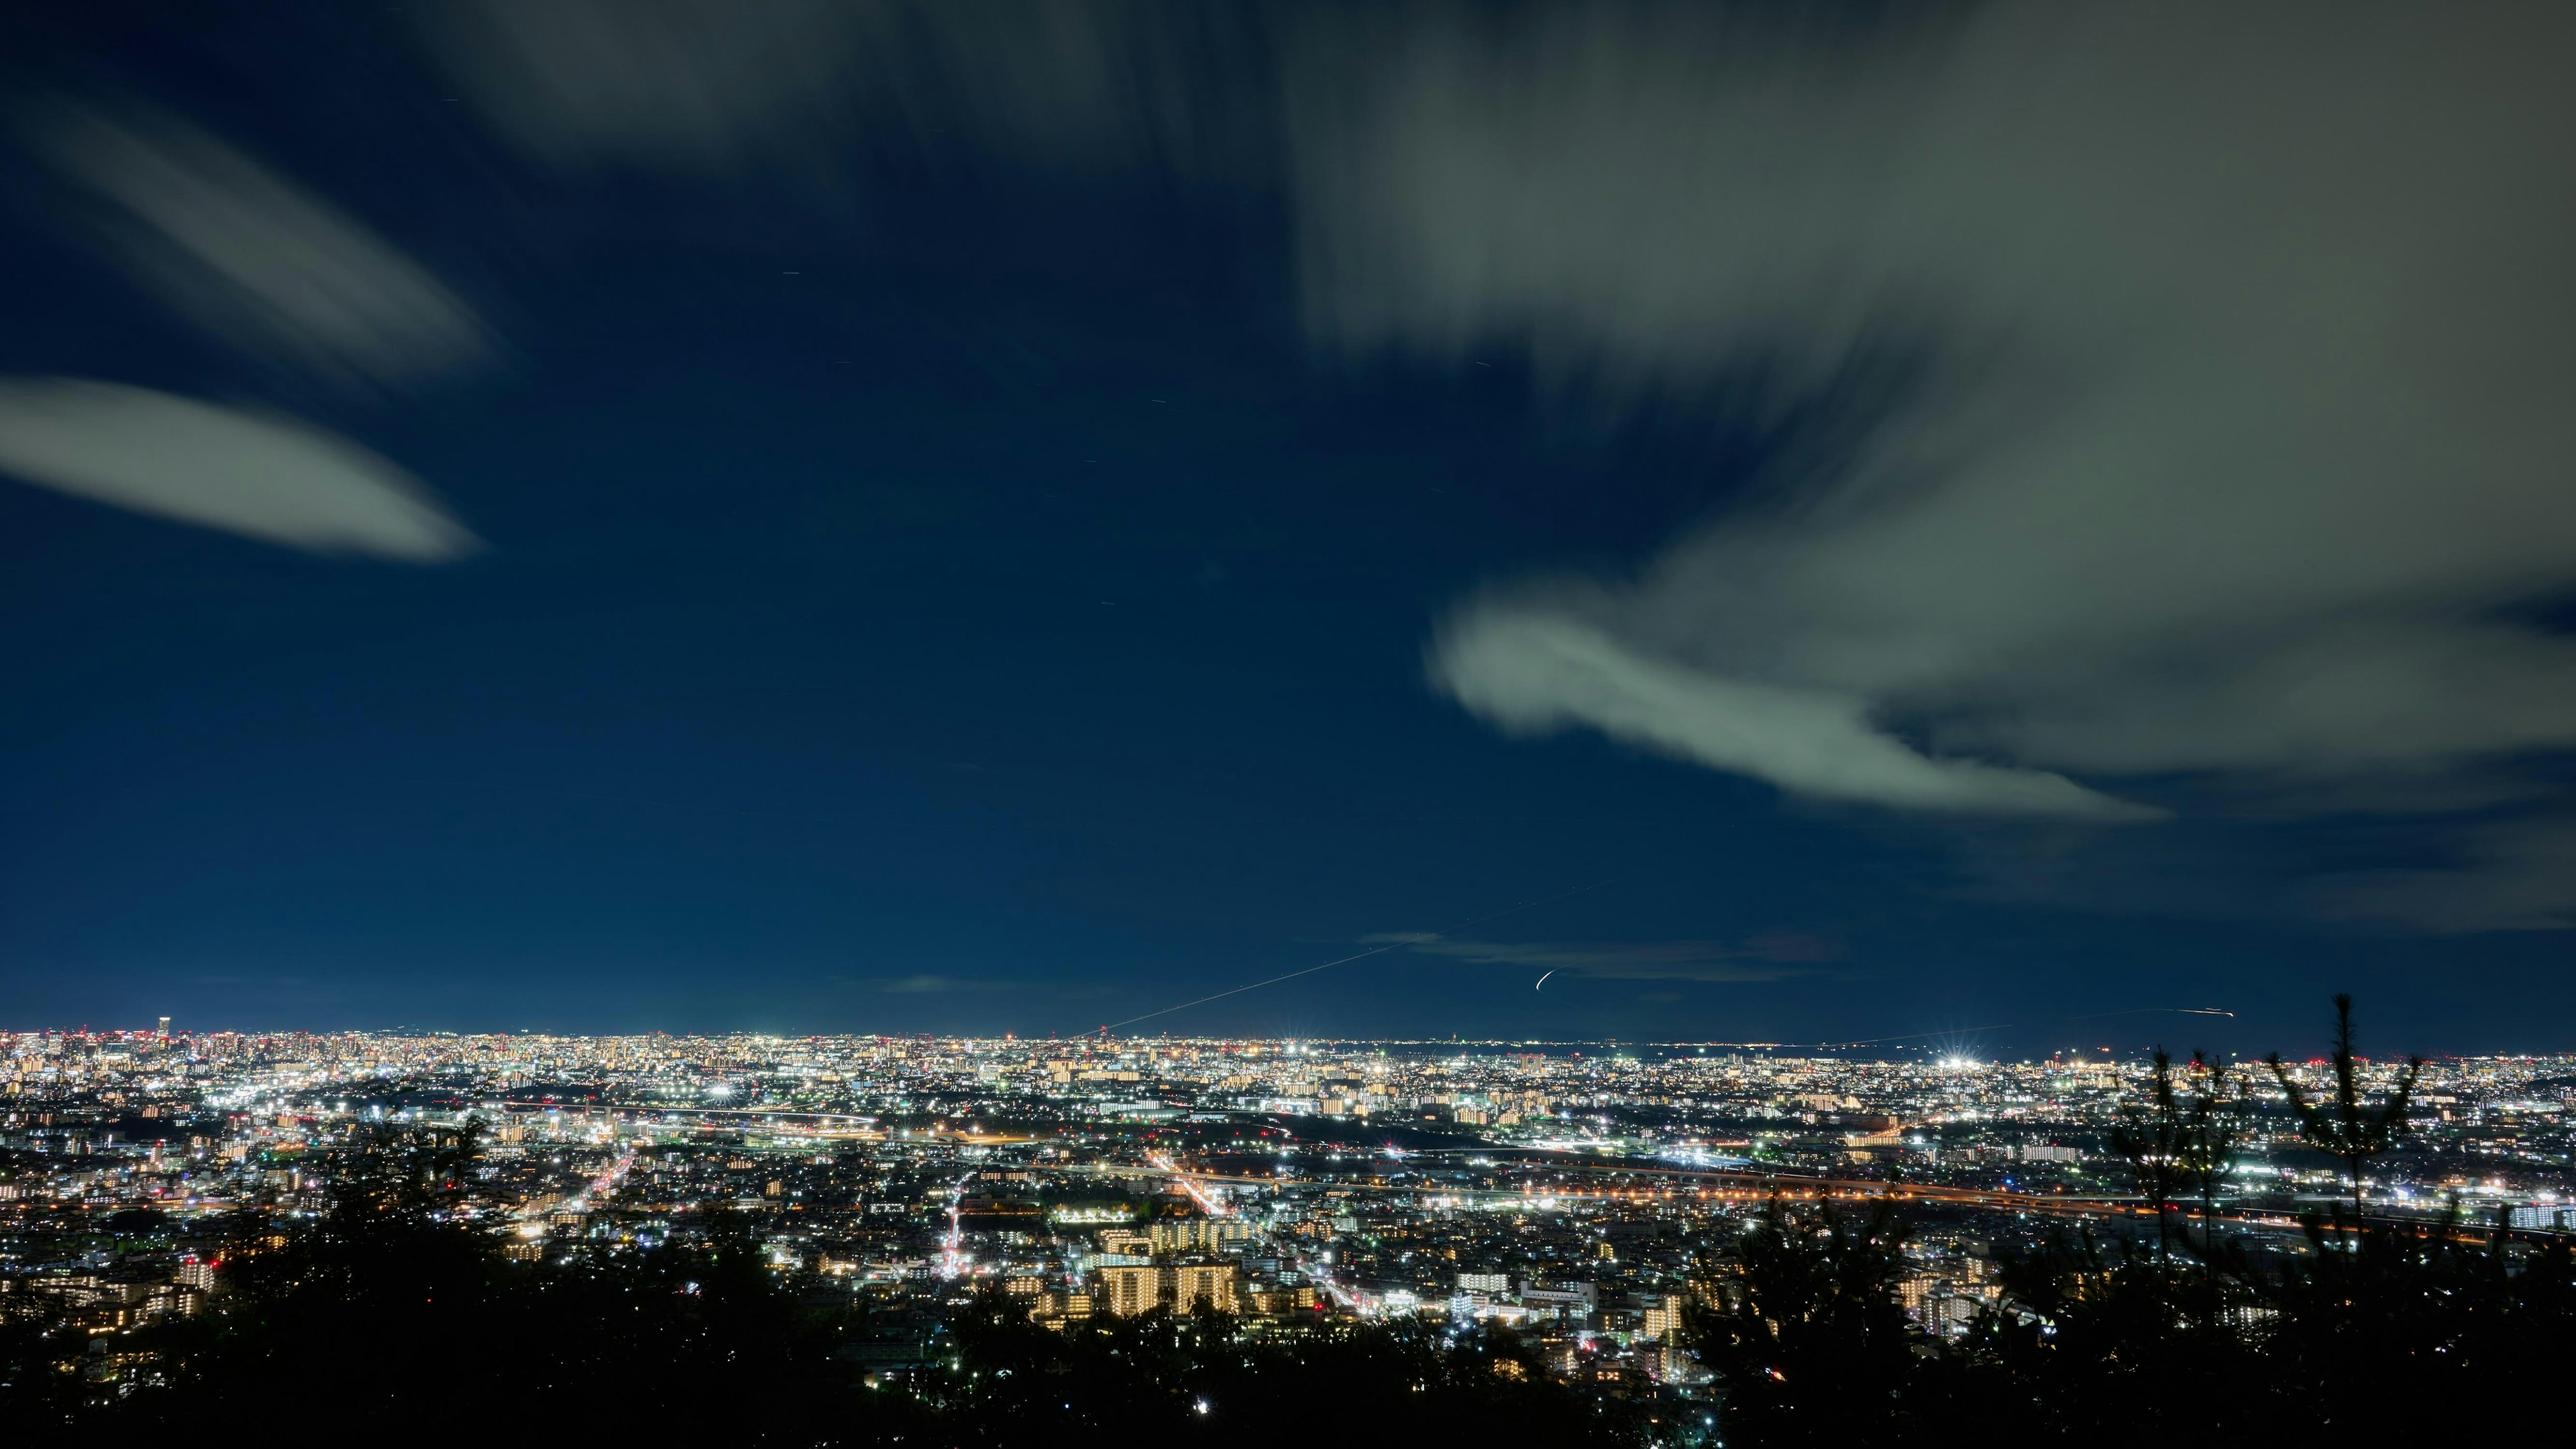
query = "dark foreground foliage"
xmin=1686 ymin=997 xmax=2576 ymax=1444
xmin=934 ymin=1290 xmax=1643 ymax=1447
xmin=1 ymin=1124 xmax=1643 ymax=1446
xmin=3 ymin=1123 xmax=919 ymax=1443
xmin=1688 ymin=1194 xmax=2576 ymax=1446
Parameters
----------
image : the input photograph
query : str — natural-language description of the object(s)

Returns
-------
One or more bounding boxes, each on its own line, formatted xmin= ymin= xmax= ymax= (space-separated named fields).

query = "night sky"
xmin=4 ymin=3 xmax=2573 ymax=1053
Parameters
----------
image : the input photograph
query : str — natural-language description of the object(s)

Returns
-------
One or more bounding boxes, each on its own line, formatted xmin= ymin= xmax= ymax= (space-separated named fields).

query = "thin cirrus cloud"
xmin=2302 ymin=818 xmax=2576 ymax=936
xmin=411 ymin=0 xmax=1264 ymax=182
xmin=1286 ymin=2 xmax=2576 ymax=822
xmin=1433 ymin=612 xmax=2159 ymax=820
xmin=1368 ymin=930 xmax=1839 ymax=983
xmin=9 ymin=105 xmax=492 ymax=557
xmin=0 ymin=380 xmax=477 ymax=561
xmin=863 ymin=973 xmax=1116 ymax=1000
xmin=878 ymin=975 xmax=1006 ymax=996
xmin=31 ymin=105 xmax=494 ymax=391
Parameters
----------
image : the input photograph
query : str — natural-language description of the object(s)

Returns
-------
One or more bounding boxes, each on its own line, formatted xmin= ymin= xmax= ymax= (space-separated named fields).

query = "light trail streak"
xmin=525 ymin=1141 xmax=637 ymax=1222
xmin=938 ymin=1173 xmax=972 ymax=1277
xmin=1147 ymin=1150 xmax=1232 ymax=1216
xmin=1074 ymin=1158 xmax=2568 ymax=1241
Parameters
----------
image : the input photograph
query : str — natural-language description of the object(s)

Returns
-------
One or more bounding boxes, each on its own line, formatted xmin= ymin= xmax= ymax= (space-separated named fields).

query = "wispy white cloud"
xmin=2302 ymin=818 xmax=2576 ymax=934
xmin=1283 ymin=3 xmax=2576 ymax=820
xmin=32 ymin=105 xmax=494 ymax=390
xmin=1434 ymin=612 xmax=2157 ymax=819
xmin=1373 ymin=929 xmax=1841 ymax=982
xmin=386 ymin=1 xmax=2576 ymax=919
xmin=877 ymin=974 xmax=1014 ymax=996
xmin=0 ymin=379 xmax=477 ymax=559
xmin=415 ymin=0 xmax=1262 ymax=181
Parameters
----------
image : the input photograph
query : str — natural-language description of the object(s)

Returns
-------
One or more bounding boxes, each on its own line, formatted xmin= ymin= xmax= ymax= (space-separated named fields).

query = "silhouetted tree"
xmin=1680 ymin=1197 xmax=1933 ymax=1446
xmin=2258 ymin=1200 xmax=2576 ymax=1436
xmin=91 ymin=1126 xmax=910 ymax=1444
xmin=2111 ymin=1048 xmax=2189 ymax=1267
xmin=1945 ymin=1225 xmax=2275 ymax=1438
xmin=2176 ymin=1049 xmax=2246 ymax=1275
xmin=942 ymin=1287 xmax=1642 ymax=1448
xmin=2267 ymin=995 xmax=2423 ymax=1226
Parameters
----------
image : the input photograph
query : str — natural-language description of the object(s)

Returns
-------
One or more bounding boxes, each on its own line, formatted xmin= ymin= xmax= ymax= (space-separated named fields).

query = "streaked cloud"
xmin=877 ymin=974 xmax=1014 ymax=996
xmin=1434 ymin=612 xmax=2157 ymax=820
xmin=1372 ymin=930 xmax=1840 ymax=983
xmin=827 ymin=972 xmax=1114 ymax=1002
xmin=395 ymin=1 xmax=2576 ymax=922
xmin=31 ymin=105 xmax=494 ymax=390
xmin=1283 ymin=3 xmax=2576 ymax=821
xmin=435 ymin=3 xmax=2576 ymax=827
xmin=414 ymin=0 xmax=1260 ymax=181
xmin=0 ymin=379 xmax=477 ymax=560
xmin=2303 ymin=817 xmax=2576 ymax=935
xmin=414 ymin=0 xmax=865 ymax=172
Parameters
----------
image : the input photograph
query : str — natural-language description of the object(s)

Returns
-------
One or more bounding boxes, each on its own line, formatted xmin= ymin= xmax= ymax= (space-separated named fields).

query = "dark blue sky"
xmin=4 ymin=3 xmax=2572 ymax=1054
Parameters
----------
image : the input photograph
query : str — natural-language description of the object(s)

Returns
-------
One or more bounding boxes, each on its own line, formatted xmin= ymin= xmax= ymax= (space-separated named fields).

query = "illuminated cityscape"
xmin=7 ymin=1022 xmax=2568 ymax=1419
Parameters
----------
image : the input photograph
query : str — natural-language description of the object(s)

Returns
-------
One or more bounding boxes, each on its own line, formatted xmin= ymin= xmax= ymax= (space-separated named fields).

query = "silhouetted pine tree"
xmin=1679 ymin=1196 xmax=1937 ymax=1446
xmin=1950 ymin=1227 xmax=2276 ymax=1438
xmin=2260 ymin=1200 xmax=2576 ymax=1436
xmin=2176 ymin=1049 xmax=2247 ymax=1277
xmin=2265 ymin=993 xmax=2423 ymax=1226
xmin=2111 ymin=1048 xmax=2190 ymax=1268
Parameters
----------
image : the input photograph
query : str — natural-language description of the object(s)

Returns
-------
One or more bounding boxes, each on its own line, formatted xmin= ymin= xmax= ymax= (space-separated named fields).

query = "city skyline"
xmin=1 ymin=980 xmax=2554 ymax=1432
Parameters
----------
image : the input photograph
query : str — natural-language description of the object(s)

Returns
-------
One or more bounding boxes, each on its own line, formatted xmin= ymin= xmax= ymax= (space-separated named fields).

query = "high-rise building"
xmin=1150 ymin=1218 xmax=1254 ymax=1254
xmin=1640 ymin=1294 xmax=1685 ymax=1342
xmin=1173 ymin=1263 xmax=1240 ymax=1314
xmin=156 ymin=1016 xmax=170 ymax=1038
xmin=1098 ymin=1264 xmax=1165 ymax=1316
